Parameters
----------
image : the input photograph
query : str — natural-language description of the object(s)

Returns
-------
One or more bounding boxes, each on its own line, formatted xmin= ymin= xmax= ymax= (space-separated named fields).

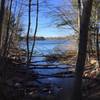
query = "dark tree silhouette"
xmin=2 ymin=0 xmax=13 ymax=56
xmin=0 ymin=0 xmax=5 ymax=49
xmin=29 ymin=0 xmax=39 ymax=62
xmin=72 ymin=0 xmax=93 ymax=100
xmin=26 ymin=0 xmax=32 ymax=66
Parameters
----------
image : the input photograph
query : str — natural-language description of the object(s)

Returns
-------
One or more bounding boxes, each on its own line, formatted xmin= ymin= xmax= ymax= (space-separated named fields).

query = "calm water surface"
xmin=20 ymin=39 xmax=71 ymax=74
xmin=20 ymin=39 xmax=70 ymax=55
xmin=20 ymin=40 xmax=74 ymax=98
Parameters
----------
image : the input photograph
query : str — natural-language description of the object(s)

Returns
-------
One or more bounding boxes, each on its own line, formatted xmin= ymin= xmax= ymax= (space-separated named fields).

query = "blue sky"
xmin=21 ymin=0 xmax=75 ymax=37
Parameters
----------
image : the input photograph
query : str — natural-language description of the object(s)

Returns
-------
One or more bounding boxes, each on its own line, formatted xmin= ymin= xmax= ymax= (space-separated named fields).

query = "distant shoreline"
xmin=19 ymin=35 xmax=77 ymax=41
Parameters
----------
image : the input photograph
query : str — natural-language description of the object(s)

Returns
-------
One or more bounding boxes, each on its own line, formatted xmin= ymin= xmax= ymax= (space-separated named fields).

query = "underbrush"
xmin=45 ymin=50 xmax=77 ymax=65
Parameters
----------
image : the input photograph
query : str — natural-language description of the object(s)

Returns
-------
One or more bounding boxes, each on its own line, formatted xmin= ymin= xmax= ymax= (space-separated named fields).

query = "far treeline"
xmin=18 ymin=34 xmax=77 ymax=41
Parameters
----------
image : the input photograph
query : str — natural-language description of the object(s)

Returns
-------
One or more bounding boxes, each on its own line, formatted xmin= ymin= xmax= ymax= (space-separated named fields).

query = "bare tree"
xmin=72 ymin=0 xmax=93 ymax=100
xmin=0 ymin=0 xmax=5 ymax=50
xmin=29 ymin=0 xmax=39 ymax=62
xmin=8 ymin=0 xmax=24 ymax=50
xmin=26 ymin=0 xmax=32 ymax=65
xmin=2 ymin=0 xmax=13 ymax=56
xmin=96 ymin=25 xmax=100 ymax=67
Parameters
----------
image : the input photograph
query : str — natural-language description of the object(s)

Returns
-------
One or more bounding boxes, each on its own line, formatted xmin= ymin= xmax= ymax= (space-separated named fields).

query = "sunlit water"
xmin=20 ymin=39 xmax=70 ymax=55
xmin=20 ymin=39 xmax=73 ymax=74
xmin=20 ymin=40 xmax=74 ymax=97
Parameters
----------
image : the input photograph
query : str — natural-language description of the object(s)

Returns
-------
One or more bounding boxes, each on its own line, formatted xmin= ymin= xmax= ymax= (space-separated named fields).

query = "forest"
xmin=0 ymin=0 xmax=100 ymax=100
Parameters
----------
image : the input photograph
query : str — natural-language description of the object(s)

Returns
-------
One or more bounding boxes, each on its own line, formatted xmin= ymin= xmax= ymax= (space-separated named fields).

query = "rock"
xmin=90 ymin=70 xmax=96 ymax=78
xmin=90 ymin=59 xmax=97 ymax=65
xmin=15 ymin=82 xmax=21 ymax=87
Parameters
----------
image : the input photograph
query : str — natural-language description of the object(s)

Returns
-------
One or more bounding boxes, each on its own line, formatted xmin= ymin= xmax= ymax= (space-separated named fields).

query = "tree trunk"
xmin=26 ymin=0 xmax=31 ymax=66
xmin=2 ymin=0 xmax=13 ymax=56
xmin=96 ymin=26 xmax=100 ymax=67
xmin=72 ymin=0 xmax=93 ymax=100
xmin=0 ymin=0 xmax=5 ymax=49
xmin=29 ymin=0 xmax=39 ymax=62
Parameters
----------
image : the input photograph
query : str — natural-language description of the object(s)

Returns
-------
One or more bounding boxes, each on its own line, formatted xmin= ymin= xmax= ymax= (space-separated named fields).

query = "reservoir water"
xmin=20 ymin=39 xmax=75 ymax=99
xmin=20 ymin=39 xmax=71 ymax=55
xmin=20 ymin=39 xmax=75 ymax=75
